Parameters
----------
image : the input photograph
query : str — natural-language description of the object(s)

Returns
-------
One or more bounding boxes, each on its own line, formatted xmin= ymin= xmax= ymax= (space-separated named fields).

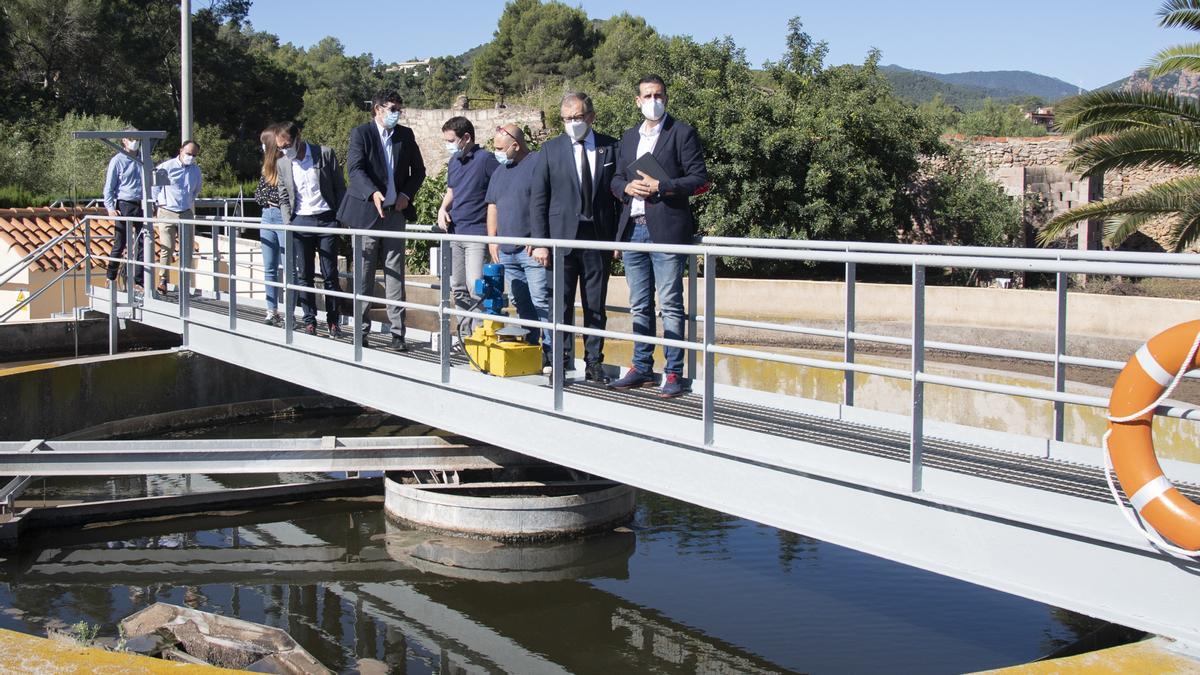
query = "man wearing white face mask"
xmin=339 ymin=90 xmax=426 ymax=351
xmin=103 ymin=129 xmax=146 ymax=292
xmin=529 ymin=92 xmax=620 ymax=383
xmin=609 ymin=74 xmax=710 ymax=399
xmin=437 ymin=116 xmax=499 ymax=316
xmin=152 ymin=140 xmax=202 ymax=296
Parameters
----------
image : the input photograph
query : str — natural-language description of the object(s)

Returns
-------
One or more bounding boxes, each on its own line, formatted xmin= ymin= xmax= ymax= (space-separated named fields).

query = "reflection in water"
xmin=0 ymin=486 xmax=1101 ymax=674
xmin=0 ymin=412 xmax=1108 ymax=673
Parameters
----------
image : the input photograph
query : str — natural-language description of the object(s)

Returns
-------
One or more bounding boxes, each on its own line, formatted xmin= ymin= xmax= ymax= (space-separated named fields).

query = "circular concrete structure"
xmin=383 ymin=520 xmax=635 ymax=582
xmin=383 ymin=472 xmax=636 ymax=541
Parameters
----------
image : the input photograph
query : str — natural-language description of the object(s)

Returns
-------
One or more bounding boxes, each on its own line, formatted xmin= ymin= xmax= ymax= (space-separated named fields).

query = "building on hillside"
xmin=386 ymin=59 xmax=431 ymax=73
xmin=1024 ymin=107 xmax=1055 ymax=130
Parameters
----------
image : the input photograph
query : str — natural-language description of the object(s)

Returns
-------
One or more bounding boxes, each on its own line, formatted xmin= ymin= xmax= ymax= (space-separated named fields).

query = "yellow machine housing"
xmin=463 ymin=319 xmax=543 ymax=377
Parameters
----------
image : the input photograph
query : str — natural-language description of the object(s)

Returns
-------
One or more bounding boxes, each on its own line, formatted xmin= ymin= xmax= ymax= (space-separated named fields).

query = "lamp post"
xmin=180 ymin=0 xmax=193 ymax=142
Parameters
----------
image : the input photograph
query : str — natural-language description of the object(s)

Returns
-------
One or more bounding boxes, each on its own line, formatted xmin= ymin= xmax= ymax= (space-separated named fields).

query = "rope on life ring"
xmin=1104 ymin=320 xmax=1200 ymax=559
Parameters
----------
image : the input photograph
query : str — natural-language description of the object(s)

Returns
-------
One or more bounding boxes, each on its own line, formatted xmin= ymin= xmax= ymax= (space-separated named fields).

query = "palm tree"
xmin=1038 ymin=0 xmax=1200 ymax=252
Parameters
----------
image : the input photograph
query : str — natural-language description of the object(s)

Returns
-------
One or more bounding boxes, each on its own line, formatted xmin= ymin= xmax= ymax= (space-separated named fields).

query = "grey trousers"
xmin=357 ymin=211 xmax=407 ymax=337
xmin=450 ymin=240 xmax=487 ymax=310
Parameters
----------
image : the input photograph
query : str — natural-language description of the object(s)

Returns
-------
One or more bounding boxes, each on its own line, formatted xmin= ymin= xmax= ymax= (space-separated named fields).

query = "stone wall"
xmin=948 ymin=135 xmax=1199 ymax=251
xmin=399 ymin=106 xmax=546 ymax=174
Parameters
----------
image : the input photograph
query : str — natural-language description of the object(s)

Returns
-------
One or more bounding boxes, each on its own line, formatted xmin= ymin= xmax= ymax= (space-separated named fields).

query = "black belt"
xmin=381 ymin=204 xmax=397 ymax=213
xmin=117 ymin=199 xmax=140 ymax=205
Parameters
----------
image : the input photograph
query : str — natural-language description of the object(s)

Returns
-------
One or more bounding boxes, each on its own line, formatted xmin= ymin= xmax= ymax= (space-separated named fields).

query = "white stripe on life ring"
xmin=1130 ymin=475 xmax=1174 ymax=513
xmin=1135 ymin=345 xmax=1174 ymax=388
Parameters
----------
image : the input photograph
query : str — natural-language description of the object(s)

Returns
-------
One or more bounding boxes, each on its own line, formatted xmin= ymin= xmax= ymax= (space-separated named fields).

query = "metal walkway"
xmin=11 ymin=212 xmax=1200 ymax=645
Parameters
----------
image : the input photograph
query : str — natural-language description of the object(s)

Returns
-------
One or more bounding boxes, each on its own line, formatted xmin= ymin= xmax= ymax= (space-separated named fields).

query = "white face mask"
xmin=126 ymin=140 xmax=140 ymax=153
xmin=180 ymin=153 xmax=195 ymax=166
xmin=283 ymin=145 xmax=297 ymax=160
xmin=640 ymin=98 xmax=665 ymax=121
xmin=445 ymin=139 xmax=464 ymax=157
xmin=564 ymin=119 xmax=590 ymax=141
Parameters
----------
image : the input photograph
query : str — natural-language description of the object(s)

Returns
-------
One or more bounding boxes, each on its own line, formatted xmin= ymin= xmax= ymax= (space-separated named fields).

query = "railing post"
xmin=211 ymin=219 xmax=220 ymax=299
xmin=844 ymin=261 xmax=856 ymax=409
xmin=439 ymin=242 xmax=453 ymax=383
xmin=108 ymin=282 xmax=118 ymax=355
xmin=687 ymin=253 xmax=698 ymax=380
xmin=179 ymin=222 xmax=191 ymax=344
xmin=703 ymin=252 xmax=716 ymax=445
xmin=227 ymin=224 xmax=237 ymax=331
xmin=552 ymin=246 xmax=566 ymax=411
xmin=84 ymin=218 xmax=92 ymax=294
xmin=143 ymin=225 xmax=154 ymax=300
xmin=284 ymin=229 xmax=295 ymax=345
xmin=910 ymin=264 xmax=925 ymax=493
xmin=123 ymin=221 xmax=135 ymax=308
xmin=1053 ymin=271 xmax=1068 ymax=447
xmin=353 ymin=234 xmax=363 ymax=362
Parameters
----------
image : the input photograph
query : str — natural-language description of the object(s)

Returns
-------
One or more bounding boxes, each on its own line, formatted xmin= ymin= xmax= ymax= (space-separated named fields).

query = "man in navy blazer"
xmin=338 ymin=90 xmax=426 ymax=350
xmin=608 ymin=74 xmax=710 ymax=398
xmin=529 ymin=91 xmax=620 ymax=383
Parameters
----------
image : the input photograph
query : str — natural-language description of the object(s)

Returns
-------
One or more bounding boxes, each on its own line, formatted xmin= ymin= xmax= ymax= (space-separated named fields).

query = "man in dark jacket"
xmin=608 ymin=74 xmax=709 ymax=398
xmin=529 ymin=92 xmax=620 ymax=383
xmin=338 ymin=90 xmax=426 ymax=350
xmin=275 ymin=121 xmax=346 ymax=336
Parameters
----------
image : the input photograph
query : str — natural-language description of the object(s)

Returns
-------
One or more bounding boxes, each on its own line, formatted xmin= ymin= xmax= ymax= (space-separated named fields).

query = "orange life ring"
xmin=1108 ymin=320 xmax=1200 ymax=550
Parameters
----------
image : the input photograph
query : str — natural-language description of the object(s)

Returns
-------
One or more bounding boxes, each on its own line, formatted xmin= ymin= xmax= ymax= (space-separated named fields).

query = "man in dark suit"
xmin=275 ymin=121 xmax=346 ymax=336
xmin=608 ymin=74 xmax=710 ymax=398
xmin=338 ymin=90 xmax=426 ymax=351
xmin=530 ymin=92 xmax=620 ymax=383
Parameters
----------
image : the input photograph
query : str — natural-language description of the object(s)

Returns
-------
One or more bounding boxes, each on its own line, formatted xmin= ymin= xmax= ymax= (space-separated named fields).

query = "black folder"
xmin=627 ymin=152 xmax=670 ymax=184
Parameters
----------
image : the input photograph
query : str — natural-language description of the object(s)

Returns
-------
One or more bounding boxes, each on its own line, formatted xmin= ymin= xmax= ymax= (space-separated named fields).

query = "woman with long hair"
xmin=254 ymin=125 xmax=290 ymax=325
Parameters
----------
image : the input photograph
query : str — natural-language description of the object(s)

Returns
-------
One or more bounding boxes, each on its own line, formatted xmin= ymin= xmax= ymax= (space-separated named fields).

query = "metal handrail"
xmin=0 ymin=221 xmax=85 ymax=286
xmin=0 ymin=257 xmax=87 ymax=322
xmin=74 ymin=213 xmax=1200 ymax=495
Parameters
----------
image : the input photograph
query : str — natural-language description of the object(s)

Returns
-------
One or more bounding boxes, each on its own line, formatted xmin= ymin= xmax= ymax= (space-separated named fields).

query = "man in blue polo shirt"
xmin=485 ymin=124 xmax=549 ymax=369
xmin=437 ymin=116 xmax=499 ymax=313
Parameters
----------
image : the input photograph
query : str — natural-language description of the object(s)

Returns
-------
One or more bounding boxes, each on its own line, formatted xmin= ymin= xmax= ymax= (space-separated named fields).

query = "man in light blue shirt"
xmin=103 ymin=133 xmax=145 ymax=290
xmin=152 ymin=141 xmax=202 ymax=294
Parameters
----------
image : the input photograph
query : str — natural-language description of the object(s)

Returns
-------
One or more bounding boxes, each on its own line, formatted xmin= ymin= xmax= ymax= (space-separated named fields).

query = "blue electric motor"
xmin=473 ymin=263 xmax=508 ymax=315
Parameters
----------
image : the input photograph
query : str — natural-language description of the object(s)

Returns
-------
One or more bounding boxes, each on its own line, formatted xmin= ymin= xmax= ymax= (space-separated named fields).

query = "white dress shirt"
xmin=376 ymin=122 xmax=397 ymax=207
xmin=292 ymin=143 xmax=331 ymax=216
xmin=630 ymin=119 xmax=664 ymax=218
xmin=572 ymin=130 xmax=597 ymax=187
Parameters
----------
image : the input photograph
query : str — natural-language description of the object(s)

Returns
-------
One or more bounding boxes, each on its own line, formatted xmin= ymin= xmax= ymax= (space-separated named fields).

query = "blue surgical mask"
xmin=383 ymin=111 xmax=400 ymax=129
xmin=446 ymin=141 xmax=462 ymax=157
xmin=494 ymin=150 xmax=512 ymax=166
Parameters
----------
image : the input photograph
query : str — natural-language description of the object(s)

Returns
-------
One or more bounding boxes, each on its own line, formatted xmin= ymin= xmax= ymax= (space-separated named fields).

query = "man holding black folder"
xmin=609 ymin=74 xmax=710 ymax=398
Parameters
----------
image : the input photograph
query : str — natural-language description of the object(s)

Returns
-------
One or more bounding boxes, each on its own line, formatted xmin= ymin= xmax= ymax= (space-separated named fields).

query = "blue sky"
xmin=244 ymin=1 xmax=1189 ymax=90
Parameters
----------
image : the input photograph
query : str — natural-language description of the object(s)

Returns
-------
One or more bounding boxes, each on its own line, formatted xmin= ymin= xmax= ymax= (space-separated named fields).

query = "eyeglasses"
xmin=561 ymin=114 xmax=588 ymax=123
xmin=495 ymin=126 xmax=519 ymax=143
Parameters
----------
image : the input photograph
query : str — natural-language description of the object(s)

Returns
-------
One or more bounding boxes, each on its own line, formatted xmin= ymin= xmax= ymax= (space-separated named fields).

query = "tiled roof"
xmin=0 ymin=208 xmax=116 ymax=272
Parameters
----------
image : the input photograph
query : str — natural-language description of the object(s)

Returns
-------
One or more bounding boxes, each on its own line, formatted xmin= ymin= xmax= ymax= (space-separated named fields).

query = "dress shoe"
xmin=361 ymin=334 xmax=371 ymax=348
xmin=609 ymin=368 xmax=655 ymax=390
xmin=302 ymin=323 xmax=317 ymax=336
xmin=585 ymin=362 xmax=609 ymax=384
xmin=328 ymin=322 xmax=343 ymax=338
xmin=390 ymin=335 xmax=408 ymax=352
xmin=659 ymin=373 xmax=687 ymax=399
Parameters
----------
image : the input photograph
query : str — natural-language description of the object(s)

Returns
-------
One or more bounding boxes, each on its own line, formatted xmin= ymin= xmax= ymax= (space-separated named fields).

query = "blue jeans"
xmin=624 ymin=221 xmax=687 ymax=375
xmin=259 ymin=208 xmax=283 ymax=311
xmin=499 ymin=248 xmax=551 ymax=350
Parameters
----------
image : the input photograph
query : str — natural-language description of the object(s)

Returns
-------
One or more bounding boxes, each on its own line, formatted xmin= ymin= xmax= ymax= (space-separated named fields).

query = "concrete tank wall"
xmin=0 ymin=350 xmax=317 ymax=440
